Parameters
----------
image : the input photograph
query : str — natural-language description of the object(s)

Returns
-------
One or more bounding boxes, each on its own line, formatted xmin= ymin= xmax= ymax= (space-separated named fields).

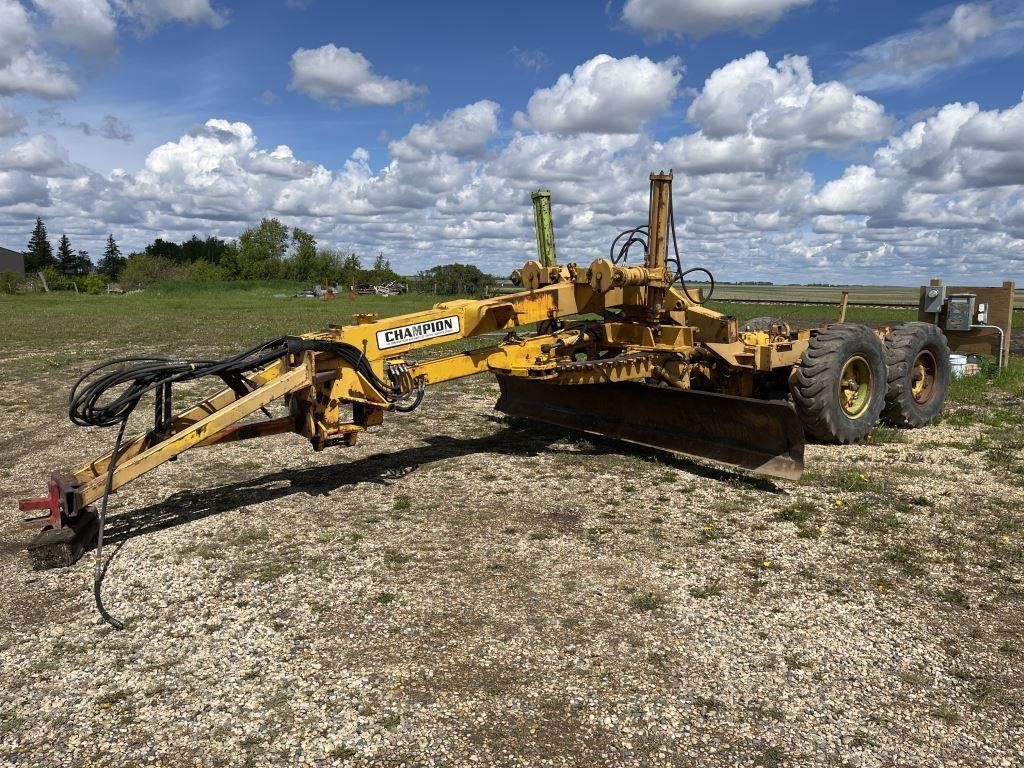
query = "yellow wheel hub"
xmin=910 ymin=350 xmax=937 ymax=405
xmin=839 ymin=355 xmax=873 ymax=418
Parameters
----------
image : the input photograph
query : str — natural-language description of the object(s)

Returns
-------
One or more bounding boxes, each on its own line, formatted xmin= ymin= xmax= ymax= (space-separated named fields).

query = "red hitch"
xmin=19 ymin=479 xmax=64 ymax=530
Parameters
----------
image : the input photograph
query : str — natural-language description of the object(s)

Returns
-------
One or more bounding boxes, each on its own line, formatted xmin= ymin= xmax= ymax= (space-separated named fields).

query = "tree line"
xmin=13 ymin=216 xmax=495 ymax=296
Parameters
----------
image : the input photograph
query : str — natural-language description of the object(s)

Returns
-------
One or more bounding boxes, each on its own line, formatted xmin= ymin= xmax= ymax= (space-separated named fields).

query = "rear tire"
xmin=792 ymin=324 xmax=886 ymax=443
xmin=881 ymin=322 xmax=950 ymax=427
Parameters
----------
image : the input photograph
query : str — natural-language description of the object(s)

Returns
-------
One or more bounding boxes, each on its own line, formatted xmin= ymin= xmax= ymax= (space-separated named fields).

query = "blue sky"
xmin=1 ymin=0 xmax=1022 ymax=283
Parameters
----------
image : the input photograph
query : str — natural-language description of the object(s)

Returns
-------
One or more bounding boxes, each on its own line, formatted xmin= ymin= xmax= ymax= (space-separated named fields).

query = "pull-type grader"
xmin=19 ymin=172 xmax=951 ymax=623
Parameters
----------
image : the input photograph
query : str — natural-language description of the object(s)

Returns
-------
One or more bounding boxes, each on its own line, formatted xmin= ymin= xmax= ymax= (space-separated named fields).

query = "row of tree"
xmin=117 ymin=219 xmax=406 ymax=288
xmin=26 ymin=218 xmax=125 ymax=277
xmin=19 ymin=216 xmax=495 ymax=295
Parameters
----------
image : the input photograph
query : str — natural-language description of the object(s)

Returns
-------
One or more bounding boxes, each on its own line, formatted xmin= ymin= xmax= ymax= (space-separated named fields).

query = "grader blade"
xmin=495 ymin=377 xmax=805 ymax=481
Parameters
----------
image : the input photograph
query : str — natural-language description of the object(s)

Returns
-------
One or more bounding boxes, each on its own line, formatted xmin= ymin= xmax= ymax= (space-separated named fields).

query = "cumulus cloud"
xmin=0 ymin=51 xmax=1021 ymax=284
xmin=391 ymin=101 xmax=499 ymax=160
xmin=289 ymin=44 xmax=425 ymax=107
xmin=522 ymin=54 xmax=682 ymax=135
xmin=0 ymin=0 xmax=227 ymax=98
xmin=0 ymin=0 xmax=78 ymax=98
xmin=31 ymin=0 xmax=226 ymax=58
xmin=0 ymin=169 xmax=49 ymax=207
xmin=34 ymin=0 xmax=119 ymax=56
xmin=687 ymin=52 xmax=889 ymax=145
xmin=811 ymin=97 xmax=1024 ymax=238
xmin=847 ymin=2 xmax=1024 ymax=91
xmin=622 ymin=0 xmax=814 ymax=37
xmin=667 ymin=52 xmax=889 ymax=175
xmin=815 ymin=166 xmax=900 ymax=215
xmin=0 ymin=134 xmax=84 ymax=177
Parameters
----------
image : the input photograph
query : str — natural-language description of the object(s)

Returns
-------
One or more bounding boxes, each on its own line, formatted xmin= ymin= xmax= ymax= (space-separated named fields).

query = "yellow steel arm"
xmin=50 ymin=277 xmax=627 ymax=518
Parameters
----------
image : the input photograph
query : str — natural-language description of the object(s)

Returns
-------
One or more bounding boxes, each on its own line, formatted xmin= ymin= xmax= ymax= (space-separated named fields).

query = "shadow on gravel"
xmin=94 ymin=416 xmax=783 ymax=547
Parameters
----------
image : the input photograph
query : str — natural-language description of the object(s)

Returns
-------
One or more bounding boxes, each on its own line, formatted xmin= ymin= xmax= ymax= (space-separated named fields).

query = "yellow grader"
xmin=18 ymin=172 xmax=951 ymax=626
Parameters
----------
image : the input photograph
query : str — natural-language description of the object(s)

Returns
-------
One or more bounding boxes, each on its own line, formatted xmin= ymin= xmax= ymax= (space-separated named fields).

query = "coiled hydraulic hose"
xmin=72 ymin=336 xmax=425 ymax=628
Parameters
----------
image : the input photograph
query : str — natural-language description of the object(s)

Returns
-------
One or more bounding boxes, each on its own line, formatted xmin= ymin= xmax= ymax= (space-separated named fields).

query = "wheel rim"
xmin=910 ymin=349 xmax=937 ymax=405
xmin=839 ymin=355 xmax=873 ymax=418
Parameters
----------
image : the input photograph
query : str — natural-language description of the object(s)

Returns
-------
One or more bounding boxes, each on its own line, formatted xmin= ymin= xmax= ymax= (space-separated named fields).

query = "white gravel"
xmin=1 ymin=372 xmax=1022 ymax=767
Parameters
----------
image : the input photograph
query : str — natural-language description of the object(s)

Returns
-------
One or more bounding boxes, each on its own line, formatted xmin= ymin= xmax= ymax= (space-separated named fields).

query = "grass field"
xmin=707 ymin=282 xmax=1024 ymax=311
xmin=1 ymin=284 xmax=1023 ymax=767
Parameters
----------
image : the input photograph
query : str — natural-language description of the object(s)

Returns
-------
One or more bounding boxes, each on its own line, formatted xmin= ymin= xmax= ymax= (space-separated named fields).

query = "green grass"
xmin=0 ymin=283 xmax=468 ymax=358
xmin=706 ymin=299 xmax=919 ymax=328
xmin=631 ymin=591 xmax=667 ymax=611
xmin=948 ymin=357 xmax=1024 ymax=405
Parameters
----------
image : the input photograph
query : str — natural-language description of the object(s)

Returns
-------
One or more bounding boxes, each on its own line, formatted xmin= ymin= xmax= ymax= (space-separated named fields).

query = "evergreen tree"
xmin=56 ymin=234 xmax=75 ymax=275
xmin=25 ymin=217 xmax=54 ymax=271
xmin=98 ymin=234 xmax=126 ymax=278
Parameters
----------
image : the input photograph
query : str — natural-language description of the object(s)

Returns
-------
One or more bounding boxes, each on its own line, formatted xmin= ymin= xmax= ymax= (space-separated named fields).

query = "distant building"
xmin=0 ymin=247 xmax=25 ymax=276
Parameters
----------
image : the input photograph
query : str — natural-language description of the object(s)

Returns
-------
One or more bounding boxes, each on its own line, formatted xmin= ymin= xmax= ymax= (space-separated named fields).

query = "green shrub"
xmin=81 ymin=273 xmax=108 ymax=295
xmin=188 ymin=260 xmax=228 ymax=283
xmin=0 ymin=270 xmax=21 ymax=294
xmin=40 ymin=266 xmax=74 ymax=291
xmin=118 ymin=254 xmax=186 ymax=288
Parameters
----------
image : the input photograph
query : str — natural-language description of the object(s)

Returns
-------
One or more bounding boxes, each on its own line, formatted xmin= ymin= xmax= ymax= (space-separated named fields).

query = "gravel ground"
xmin=1 ymin=362 xmax=1022 ymax=767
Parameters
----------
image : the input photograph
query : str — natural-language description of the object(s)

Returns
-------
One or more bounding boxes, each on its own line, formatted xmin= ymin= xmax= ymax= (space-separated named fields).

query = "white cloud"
xmin=815 ymin=165 xmax=900 ymax=215
xmin=0 ymin=134 xmax=83 ymax=177
xmin=949 ymin=2 xmax=999 ymax=42
xmin=289 ymin=44 xmax=424 ymax=107
xmin=32 ymin=0 xmax=226 ymax=58
xmin=0 ymin=0 xmax=78 ymax=98
xmin=0 ymin=51 xmax=1021 ymax=285
xmin=111 ymin=0 xmax=227 ymax=31
xmin=811 ymin=96 xmax=1024 ymax=239
xmin=847 ymin=2 xmax=1024 ymax=91
xmin=34 ymin=0 xmax=119 ymax=56
xmin=0 ymin=169 xmax=49 ymax=207
xmin=0 ymin=0 xmax=227 ymax=99
xmin=622 ymin=0 xmax=814 ymax=37
xmin=247 ymin=145 xmax=316 ymax=179
xmin=391 ymin=101 xmax=499 ymax=160
xmin=668 ymin=52 xmax=889 ymax=175
xmin=0 ymin=103 xmax=27 ymax=136
xmin=687 ymin=52 xmax=889 ymax=145
xmin=523 ymin=54 xmax=682 ymax=135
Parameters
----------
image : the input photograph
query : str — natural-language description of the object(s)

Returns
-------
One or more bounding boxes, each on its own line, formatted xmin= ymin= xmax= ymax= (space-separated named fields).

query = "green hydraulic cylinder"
xmin=530 ymin=190 xmax=557 ymax=268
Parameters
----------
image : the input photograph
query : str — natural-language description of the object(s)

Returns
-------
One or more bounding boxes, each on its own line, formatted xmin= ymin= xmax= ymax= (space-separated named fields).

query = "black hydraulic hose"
xmin=605 ymin=181 xmax=716 ymax=305
xmin=678 ymin=267 xmax=715 ymax=305
xmin=609 ymin=225 xmax=649 ymax=265
xmin=666 ymin=182 xmax=714 ymax=305
xmin=74 ymin=334 xmax=427 ymax=627
xmin=94 ymin=415 xmax=128 ymax=630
